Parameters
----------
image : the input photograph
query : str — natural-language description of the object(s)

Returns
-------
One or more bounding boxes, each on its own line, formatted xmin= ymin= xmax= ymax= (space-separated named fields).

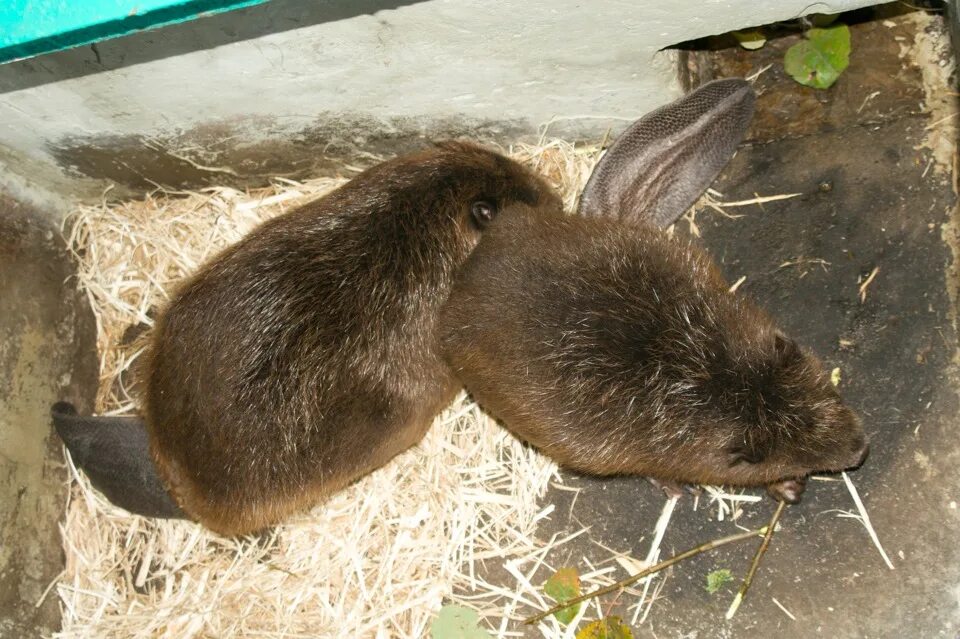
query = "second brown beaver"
xmin=440 ymin=79 xmax=868 ymax=502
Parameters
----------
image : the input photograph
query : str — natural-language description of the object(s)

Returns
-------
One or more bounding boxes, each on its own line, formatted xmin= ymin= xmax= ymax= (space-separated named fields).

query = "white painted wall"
xmin=0 ymin=0 xmax=880 ymax=211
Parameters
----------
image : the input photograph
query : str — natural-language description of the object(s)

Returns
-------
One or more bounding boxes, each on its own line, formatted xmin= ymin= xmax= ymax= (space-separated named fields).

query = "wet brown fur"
xmin=440 ymin=209 xmax=867 ymax=493
xmin=141 ymin=142 xmax=559 ymax=535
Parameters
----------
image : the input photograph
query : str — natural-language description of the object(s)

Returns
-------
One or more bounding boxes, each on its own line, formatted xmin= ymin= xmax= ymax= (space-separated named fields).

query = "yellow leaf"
xmin=575 ymin=616 xmax=634 ymax=639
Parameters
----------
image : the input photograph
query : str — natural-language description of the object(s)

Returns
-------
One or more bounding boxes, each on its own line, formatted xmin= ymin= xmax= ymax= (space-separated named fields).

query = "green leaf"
xmin=784 ymin=24 xmax=851 ymax=89
xmin=430 ymin=605 xmax=493 ymax=639
xmin=705 ymin=568 xmax=734 ymax=594
xmin=575 ymin=617 xmax=634 ymax=639
xmin=732 ymin=30 xmax=766 ymax=50
xmin=544 ymin=567 xmax=581 ymax=625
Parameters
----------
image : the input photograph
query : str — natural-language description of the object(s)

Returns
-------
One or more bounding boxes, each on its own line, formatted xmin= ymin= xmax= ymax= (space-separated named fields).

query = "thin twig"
xmin=597 ymin=127 xmax=613 ymax=154
xmin=143 ymin=139 xmax=239 ymax=176
xmin=34 ymin=570 xmax=65 ymax=608
xmin=924 ymin=112 xmax=958 ymax=130
xmin=777 ymin=257 xmax=831 ymax=273
xmin=857 ymin=91 xmax=881 ymax=114
xmin=745 ymin=64 xmax=773 ymax=82
xmin=859 ymin=266 xmax=880 ymax=303
xmin=841 ymin=471 xmax=895 ymax=570
xmin=772 ymin=596 xmax=797 ymax=621
xmin=716 ymin=193 xmax=802 ymax=207
xmin=726 ymin=500 xmax=786 ymax=619
xmin=524 ymin=526 xmax=766 ymax=625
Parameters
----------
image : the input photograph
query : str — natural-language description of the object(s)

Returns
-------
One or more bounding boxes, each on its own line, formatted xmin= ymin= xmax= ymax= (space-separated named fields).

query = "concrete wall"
xmin=0 ymin=0 xmax=881 ymax=214
xmin=0 ymin=195 xmax=98 ymax=636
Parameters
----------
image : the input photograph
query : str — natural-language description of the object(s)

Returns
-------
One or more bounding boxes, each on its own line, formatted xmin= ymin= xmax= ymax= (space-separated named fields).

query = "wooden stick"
xmin=725 ymin=499 xmax=786 ymax=619
xmin=524 ymin=526 xmax=766 ymax=626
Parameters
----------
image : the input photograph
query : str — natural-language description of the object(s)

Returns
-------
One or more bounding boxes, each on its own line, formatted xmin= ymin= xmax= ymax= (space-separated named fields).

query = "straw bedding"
xmin=54 ymin=140 xmax=624 ymax=638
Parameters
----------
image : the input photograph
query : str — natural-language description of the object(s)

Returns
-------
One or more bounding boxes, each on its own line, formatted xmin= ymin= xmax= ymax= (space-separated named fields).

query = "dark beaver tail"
xmin=51 ymin=402 xmax=187 ymax=519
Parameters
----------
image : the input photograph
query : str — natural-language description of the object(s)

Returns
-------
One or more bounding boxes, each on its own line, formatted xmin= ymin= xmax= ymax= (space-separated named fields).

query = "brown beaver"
xmin=440 ymin=212 xmax=868 ymax=502
xmin=54 ymin=141 xmax=559 ymax=535
xmin=439 ymin=79 xmax=868 ymax=503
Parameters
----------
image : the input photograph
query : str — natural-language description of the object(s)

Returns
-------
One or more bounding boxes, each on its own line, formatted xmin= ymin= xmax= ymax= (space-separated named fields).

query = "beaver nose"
xmin=850 ymin=441 xmax=870 ymax=469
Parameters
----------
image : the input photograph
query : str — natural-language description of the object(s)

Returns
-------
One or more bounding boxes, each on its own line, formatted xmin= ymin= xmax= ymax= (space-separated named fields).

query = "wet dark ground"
xmin=521 ymin=8 xmax=960 ymax=639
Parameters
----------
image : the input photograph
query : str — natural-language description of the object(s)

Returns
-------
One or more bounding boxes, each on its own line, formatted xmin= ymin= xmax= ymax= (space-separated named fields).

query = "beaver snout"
xmin=841 ymin=430 xmax=869 ymax=470
xmin=849 ymin=440 xmax=870 ymax=469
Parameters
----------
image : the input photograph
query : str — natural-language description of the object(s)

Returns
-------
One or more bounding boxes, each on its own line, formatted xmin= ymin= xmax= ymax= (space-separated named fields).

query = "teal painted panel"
xmin=0 ymin=0 xmax=270 ymax=63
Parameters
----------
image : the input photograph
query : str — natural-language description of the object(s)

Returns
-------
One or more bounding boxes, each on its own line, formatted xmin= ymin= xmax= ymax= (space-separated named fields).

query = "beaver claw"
xmin=647 ymin=477 xmax=702 ymax=499
xmin=767 ymin=477 xmax=807 ymax=504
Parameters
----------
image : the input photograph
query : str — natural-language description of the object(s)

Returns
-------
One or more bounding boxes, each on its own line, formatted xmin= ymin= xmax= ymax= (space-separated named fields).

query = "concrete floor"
xmin=0 ymin=198 xmax=98 ymax=637
xmin=527 ymin=8 xmax=960 ymax=639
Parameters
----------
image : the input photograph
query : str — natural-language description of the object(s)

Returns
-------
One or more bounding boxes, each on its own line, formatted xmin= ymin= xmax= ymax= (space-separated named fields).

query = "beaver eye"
xmin=470 ymin=200 xmax=498 ymax=229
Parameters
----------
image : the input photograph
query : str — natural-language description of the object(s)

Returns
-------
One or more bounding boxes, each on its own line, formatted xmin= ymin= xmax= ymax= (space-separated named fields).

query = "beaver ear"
xmin=578 ymin=78 xmax=755 ymax=228
xmin=774 ymin=332 xmax=802 ymax=364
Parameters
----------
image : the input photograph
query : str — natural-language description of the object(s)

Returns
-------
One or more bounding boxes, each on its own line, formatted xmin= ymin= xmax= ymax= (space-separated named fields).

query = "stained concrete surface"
xmin=520 ymin=8 xmax=960 ymax=639
xmin=0 ymin=0 xmax=880 ymax=215
xmin=0 ymin=196 xmax=98 ymax=637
